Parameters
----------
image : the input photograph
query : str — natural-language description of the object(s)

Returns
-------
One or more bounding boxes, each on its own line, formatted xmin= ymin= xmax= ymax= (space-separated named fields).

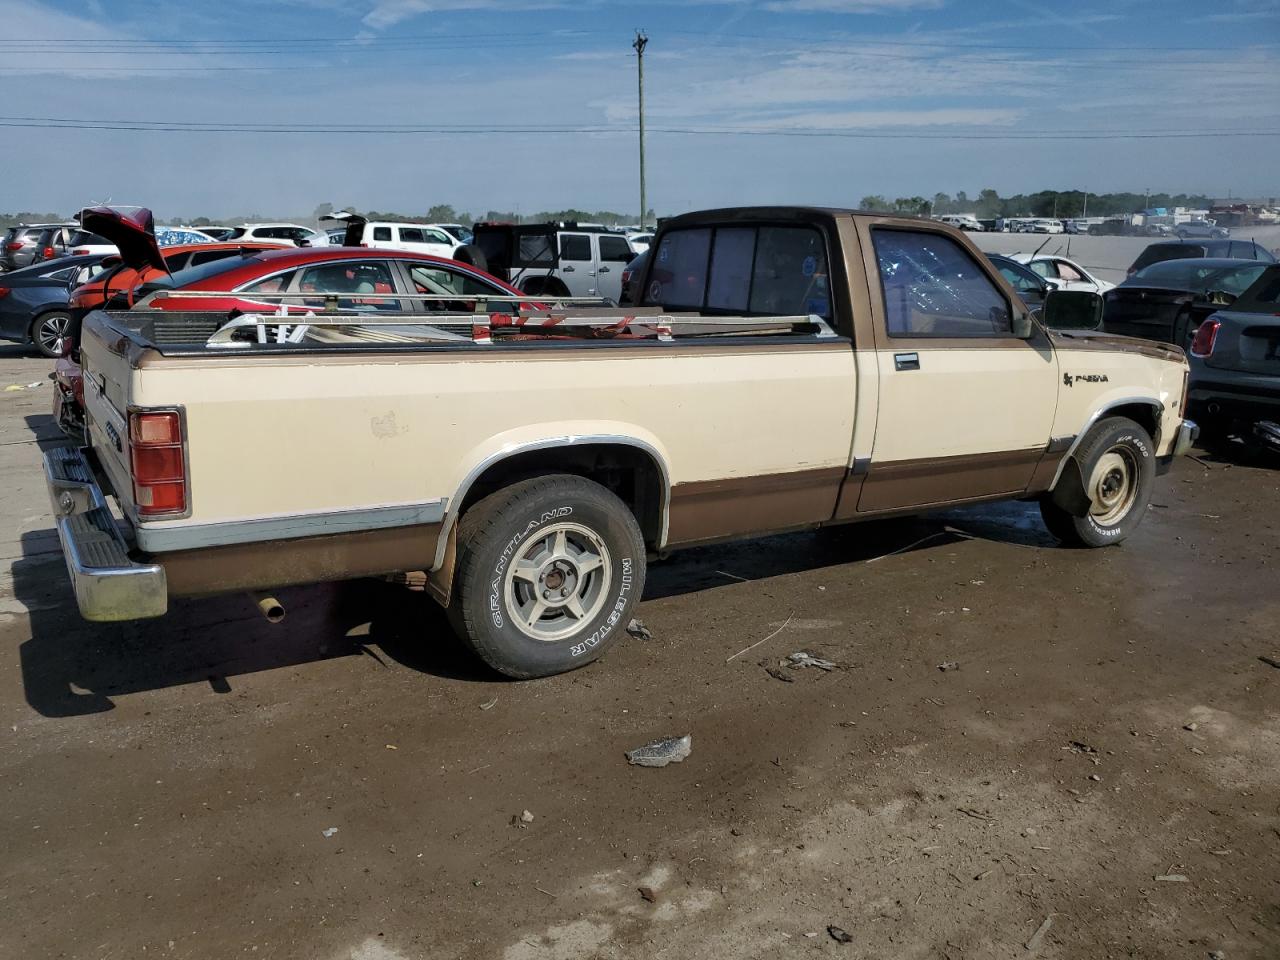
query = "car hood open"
xmin=77 ymin=206 xmax=167 ymax=273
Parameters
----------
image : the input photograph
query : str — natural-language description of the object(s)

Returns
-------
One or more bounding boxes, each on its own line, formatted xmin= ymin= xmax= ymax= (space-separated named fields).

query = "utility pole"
xmin=634 ymin=30 xmax=648 ymax=230
xmin=1082 ymin=191 xmax=1088 ymax=218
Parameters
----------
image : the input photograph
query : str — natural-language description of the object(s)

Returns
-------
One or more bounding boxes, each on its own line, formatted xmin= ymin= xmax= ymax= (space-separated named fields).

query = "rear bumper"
xmin=1188 ymin=375 xmax=1280 ymax=421
xmin=1157 ymin=419 xmax=1199 ymax=474
xmin=44 ymin=446 xmax=167 ymax=621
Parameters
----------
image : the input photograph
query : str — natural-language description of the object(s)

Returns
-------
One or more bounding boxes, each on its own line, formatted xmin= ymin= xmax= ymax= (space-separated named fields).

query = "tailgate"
xmin=80 ymin=314 xmax=139 ymax=518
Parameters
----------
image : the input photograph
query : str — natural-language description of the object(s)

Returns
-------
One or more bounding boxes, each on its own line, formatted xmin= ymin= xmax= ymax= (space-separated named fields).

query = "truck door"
xmin=856 ymin=224 xmax=1058 ymax=513
xmin=595 ymin=234 xmax=634 ymax=303
xmin=558 ymin=233 xmax=595 ymax=296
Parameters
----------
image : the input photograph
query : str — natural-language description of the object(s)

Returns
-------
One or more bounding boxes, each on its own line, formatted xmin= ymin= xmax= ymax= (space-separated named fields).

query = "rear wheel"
xmin=448 ymin=475 xmax=646 ymax=678
xmin=30 ymin=311 xmax=71 ymax=358
xmin=1040 ymin=417 xmax=1155 ymax=547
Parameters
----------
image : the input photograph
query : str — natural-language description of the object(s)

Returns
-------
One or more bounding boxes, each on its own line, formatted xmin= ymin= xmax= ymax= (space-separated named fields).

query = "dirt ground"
xmin=1 ymin=342 xmax=1278 ymax=960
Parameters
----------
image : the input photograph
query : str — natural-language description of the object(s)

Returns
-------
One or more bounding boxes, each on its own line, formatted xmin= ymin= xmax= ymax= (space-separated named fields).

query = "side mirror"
xmin=1042 ymin=289 xmax=1103 ymax=330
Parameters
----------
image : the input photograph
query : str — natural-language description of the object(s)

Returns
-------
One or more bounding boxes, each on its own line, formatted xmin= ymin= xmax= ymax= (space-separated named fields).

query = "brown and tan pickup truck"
xmin=45 ymin=207 xmax=1197 ymax=678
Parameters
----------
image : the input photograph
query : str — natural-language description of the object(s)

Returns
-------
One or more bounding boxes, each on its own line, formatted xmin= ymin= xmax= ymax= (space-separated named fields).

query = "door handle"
xmin=599 ymin=266 xmax=610 ymax=273
xmin=894 ymin=352 xmax=920 ymax=371
xmin=563 ymin=265 xmax=576 ymax=272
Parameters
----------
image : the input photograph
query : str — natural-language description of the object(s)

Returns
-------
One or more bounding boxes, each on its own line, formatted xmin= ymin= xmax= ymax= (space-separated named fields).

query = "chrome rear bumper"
xmin=44 ymin=446 xmax=167 ymax=621
xmin=1173 ymin=419 xmax=1199 ymax=457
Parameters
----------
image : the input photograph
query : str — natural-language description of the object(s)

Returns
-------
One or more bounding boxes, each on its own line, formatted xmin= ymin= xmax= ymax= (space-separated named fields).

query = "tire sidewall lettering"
xmin=488 ymin=506 xmax=574 ymax=629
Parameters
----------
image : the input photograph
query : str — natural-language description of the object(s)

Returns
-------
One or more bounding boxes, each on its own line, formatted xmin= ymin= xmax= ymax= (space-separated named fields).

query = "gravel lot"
xmin=1 ymin=235 xmax=1278 ymax=959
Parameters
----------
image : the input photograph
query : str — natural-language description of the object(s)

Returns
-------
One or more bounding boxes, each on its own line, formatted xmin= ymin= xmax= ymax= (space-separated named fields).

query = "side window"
xmin=598 ymin=235 xmax=634 ymax=263
xmin=372 ymin=226 xmax=392 ymax=242
xmin=240 ymin=270 xmax=296 ymax=294
xmin=408 ymin=265 xmax=514 ymax=314
xmin=296 ymin=261 xmax=400 ymax=311
xmin=749 ymin=226 xmax=829 ymax=318
xmin=871 ymin=229 xmax=1012 ymax=338
xmin=425 ymin=229 xmax=453 ymax=245
xmin=1056 ymin=261 xmax=1085 ymax=282
xmin=398 ymin=228 xmax=425 ymax=243
xmin=559 ymin=234 xmax=591 ymax=262
xmin=998 ymin=265 xmax=1040 ymax=296
xmin=1231 ymin=241 xmax=1258 ymax=260
xmin=1029 ymin=260 xmax=1057 ymax=279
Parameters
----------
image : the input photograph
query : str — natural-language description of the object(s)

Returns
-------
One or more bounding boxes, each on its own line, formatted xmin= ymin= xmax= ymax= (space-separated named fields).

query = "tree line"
xmin=858 ymin=189 xmax=1215 ymax=220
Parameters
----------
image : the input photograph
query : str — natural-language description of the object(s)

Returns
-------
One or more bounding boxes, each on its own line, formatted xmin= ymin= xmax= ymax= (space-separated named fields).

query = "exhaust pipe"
xmin=250 ymin=592 xmax=285 ymax=624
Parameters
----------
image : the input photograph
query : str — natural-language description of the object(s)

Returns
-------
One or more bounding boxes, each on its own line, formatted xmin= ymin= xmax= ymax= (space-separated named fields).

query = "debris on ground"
xmin=1154 ymin=874 xmax=1189 ymax=882
xmin=626 ymin=619 xmax=653 ymax=640
xmin=479 ymin=697 xmax=498 ymax=710
xmin=1259 ymin=655 xmax=1280 ymax=669
xmin=827 ymin=925 xmax=853 ymax=944
xmin=510 ymin=809 xmax=535 ymax=828
xmin=1183 ymin=722 xmax=1199 ymax=731
xmin=626 ymin=734 xmax=692 ymax=767
xmin=638 ymin=886 xmax=657 ymax=903
xmin=322 ymin=827 xmax=339 ymax=838
xmin=1025 ymin=916 xmax=1053 ymax=952
xmin=761 ymin=660 xmax=795 ymax=683
xmin=726 ymin=614 xmax=794 ymax=663
xmin=937 ymin=661 xmax=959 ymax=672
xmin=1068 ymin=740 xmax=1098 ymax=755
xmin=787 ymin=651 xmax=836 ymax=671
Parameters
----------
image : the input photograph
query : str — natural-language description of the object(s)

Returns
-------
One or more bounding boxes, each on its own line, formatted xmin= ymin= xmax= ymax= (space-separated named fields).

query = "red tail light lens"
xmin=1190 ymin=318 xmax=1220 ymax=358
xmin=5 ymin=242 xmax=22 ymax=251
xmin=129 ymin=410 xmax=187 ymax=517
xmin=0 ymin=287 xmax=9 ymax=299
xmin=72 ymin=248 xmax=89 ymax=256
xmin=42 ymin=246 xmax=55 ymax=259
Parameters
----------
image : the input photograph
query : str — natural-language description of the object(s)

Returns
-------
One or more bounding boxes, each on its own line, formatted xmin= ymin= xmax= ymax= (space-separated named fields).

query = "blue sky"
xmin=0 ymin=0 xmax=1277 ymax=219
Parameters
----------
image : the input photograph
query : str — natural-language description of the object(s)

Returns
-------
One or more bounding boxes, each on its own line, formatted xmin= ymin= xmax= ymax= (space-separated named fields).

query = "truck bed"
xmin=78 ymin=307 xmax=860 ymax=597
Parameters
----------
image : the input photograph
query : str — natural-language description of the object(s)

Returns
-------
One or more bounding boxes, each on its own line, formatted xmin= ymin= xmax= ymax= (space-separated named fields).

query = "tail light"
xmin=1190 ymin=318 xmax=1220 ymax=358
xmin=42 ymin=246 xmax=56 ymax=259
xmin=5 ymin=242 xmax=22 ymax=251
xmin=0 ymin=287 xmax=9 ymax=299
xmin=129 ymin=409 xmax=187 ymax=517
xmin=72 ymin=248 xmax=90 ymax=255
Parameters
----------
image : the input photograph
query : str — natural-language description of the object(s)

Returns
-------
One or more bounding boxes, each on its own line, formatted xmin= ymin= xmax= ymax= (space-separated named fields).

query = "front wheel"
xmin=30 ymin=311 xmax=72 ymax=358
xmin=1040 ymin=416 xmax=1155 ymax=547
xmin=448 ymin=475 xmax=646 ymax=678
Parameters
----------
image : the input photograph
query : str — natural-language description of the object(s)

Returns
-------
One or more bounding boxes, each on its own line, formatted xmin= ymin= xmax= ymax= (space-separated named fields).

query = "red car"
xmin=54 ymin=207 xmax=534 ymax=439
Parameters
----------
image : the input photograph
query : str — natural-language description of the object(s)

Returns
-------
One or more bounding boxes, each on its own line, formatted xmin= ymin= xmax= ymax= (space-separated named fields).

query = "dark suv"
xmin=1127 ymin=239 xmax=1275 ymax=278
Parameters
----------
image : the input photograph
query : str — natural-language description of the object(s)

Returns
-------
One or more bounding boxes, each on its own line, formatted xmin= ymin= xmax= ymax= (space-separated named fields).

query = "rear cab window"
xmin=644 ymin=224 xmax=831 ymax=319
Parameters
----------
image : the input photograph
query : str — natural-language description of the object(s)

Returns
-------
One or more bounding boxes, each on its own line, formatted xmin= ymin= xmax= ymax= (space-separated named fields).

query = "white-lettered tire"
xmin=1040 ymin=416 xmax=1155 ymax=548
xmin=447 ymin=474 xmax=646 ymax=678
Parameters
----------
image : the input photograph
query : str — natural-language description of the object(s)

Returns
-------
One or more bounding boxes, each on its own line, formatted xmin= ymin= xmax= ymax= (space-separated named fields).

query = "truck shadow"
xmin=12 ymin=534 xmax=489 ymax=718
xmin=13 ymin=501 xmax=1054 ymax=718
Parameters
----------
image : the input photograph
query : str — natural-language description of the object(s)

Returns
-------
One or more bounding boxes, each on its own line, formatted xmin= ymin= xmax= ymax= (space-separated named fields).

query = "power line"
xmin=1 ymin=115 xmax=1277 ymax=141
